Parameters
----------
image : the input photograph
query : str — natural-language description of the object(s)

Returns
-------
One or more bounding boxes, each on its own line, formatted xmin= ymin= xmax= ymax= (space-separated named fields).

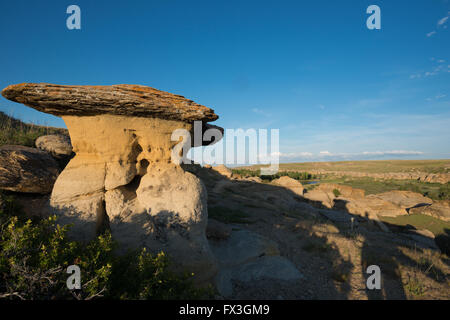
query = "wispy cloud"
xmin=426 ymin=94 xmax=447 ymax=101
xmin=273 ymin=151 xmax=314 ymax=160
xmin=277 ymin=111 xmax=450 ymax=162
xmin=275 ymin=150 xmax=425 ymax=162
xmin=361 ymin=150 xmax=423 ymax=155
xmin=427 ymin=12 xmax=450 ymax=36
xmin=409 ymin=58 xmax=449 ymax=79
xmin=437 ymin=16 xmax=449 ymax=26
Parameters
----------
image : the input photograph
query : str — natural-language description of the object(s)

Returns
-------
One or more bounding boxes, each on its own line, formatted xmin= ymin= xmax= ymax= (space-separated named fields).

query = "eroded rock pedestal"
xmin=2 ymin=83 xmax=222 ymax=284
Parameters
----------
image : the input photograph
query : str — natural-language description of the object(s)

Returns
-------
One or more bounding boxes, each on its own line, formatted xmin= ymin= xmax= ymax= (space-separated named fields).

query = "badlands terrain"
xmin=2 ymin=125 xmax=449 ymax=299
xmin=0 ymin=83 xmax=448 ymax=300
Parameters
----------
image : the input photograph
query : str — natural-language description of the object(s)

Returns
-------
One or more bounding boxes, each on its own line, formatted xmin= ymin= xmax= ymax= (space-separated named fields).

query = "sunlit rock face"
xmin=1 ymin=83 xmax=223 ymax=284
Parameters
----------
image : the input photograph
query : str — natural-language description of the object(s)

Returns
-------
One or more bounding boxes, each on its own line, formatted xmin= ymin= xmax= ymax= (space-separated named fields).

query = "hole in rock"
xmin=140 ymin=159 xmax=149 ymax=171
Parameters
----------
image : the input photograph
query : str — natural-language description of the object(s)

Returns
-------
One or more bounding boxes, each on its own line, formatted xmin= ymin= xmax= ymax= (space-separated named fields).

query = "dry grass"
xmin=0 ymin=111 xmax=67 ymax=147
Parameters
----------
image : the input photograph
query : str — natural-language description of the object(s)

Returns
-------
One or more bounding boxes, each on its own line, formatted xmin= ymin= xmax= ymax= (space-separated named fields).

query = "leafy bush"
xmin=332 ymin=189 xmax=341 ymax=197
xmin=437 ymin=184 xmax=450 ymax=200
xmin=0 ymin=192 xmax=211 ymax=300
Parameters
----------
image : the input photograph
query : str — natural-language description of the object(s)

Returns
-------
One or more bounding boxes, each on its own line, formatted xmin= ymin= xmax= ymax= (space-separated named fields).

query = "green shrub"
xmin=0 ymin=192 xmax=210 ymax=300
xmin=405 ymin=274 xmax=425 ymax=297
xmin=332 ymin=189 xmax=341 ymax=197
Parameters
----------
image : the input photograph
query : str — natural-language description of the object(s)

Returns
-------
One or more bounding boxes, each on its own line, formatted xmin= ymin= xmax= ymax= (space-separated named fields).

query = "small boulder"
xmin=243 ymin=176 xmax=263 ymax=183
xmin=212 ymin=165 xmax=233 ymax=178
xmin=271 ymin=176 xmax=304 ymax=196
xmin=303 ymin=189 xmax=334 ymax=208
xmin=35 ymin=134 xmax=73 ymax=159
xmin=335 ymin=196 xmax=406 ymax=218
xmin=368 ymin=191 xmax=433 ymax=209
xmin=408 ymin=201 xmax=450 ymax=222
xmin=0 ymin=145 xmax=61 ymax=194
xmin=206 ymin=219 xmax=232 ymax=240
xmin=210 ymin=229 xmax=302 ymax=297
xmin=316 ymin=183 xmax=365 ymax=199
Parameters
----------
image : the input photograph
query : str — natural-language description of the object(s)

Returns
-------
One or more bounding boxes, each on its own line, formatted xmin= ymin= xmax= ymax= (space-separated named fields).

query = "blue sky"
xmin=0 ymin=0 xmax=449 ymax=163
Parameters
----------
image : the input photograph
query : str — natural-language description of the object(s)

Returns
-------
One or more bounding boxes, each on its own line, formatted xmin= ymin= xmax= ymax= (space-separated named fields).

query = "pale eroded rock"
xmin=408 ymin=201 xmax=450 ymax=222
xmin=0 ymin=145 xmax=60 ymax=194
xmin=316 ymin=183 xmax=365 ymax=199
xmin=212 ymin=164 xmax=233 ymax=178
xmin=35 ymin=134 xmax=72 ymax=159
xmin=2 ymin=83 xmax=222 ymax=285
xmin=271 ymin=176 xmax=305 ymax=196
xmin=367 ymin=190 xmax=433 ymax=209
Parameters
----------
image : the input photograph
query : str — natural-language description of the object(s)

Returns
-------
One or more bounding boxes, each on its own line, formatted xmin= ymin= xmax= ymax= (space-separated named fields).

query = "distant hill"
xmin=245 ymin=159 xmax=450 ymax=175
xmin=0 ymin=111 xmax=68 ymax=147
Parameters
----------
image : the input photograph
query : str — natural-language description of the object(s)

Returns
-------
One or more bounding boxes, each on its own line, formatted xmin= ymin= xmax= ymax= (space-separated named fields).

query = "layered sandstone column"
xmin=2 ymin=83 xmax=222 ymax=283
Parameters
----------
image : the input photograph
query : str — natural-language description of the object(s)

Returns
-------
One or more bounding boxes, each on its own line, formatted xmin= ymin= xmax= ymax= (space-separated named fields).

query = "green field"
xmin=237 ymin=160 xmax=450 ymax=201
xmin=305 ymin=176 xmax=450 ymax=201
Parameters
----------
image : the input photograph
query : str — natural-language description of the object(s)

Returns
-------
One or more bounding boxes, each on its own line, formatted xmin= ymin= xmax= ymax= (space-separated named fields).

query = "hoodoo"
xmin=2 ymin=83 xmax=222 ymax=284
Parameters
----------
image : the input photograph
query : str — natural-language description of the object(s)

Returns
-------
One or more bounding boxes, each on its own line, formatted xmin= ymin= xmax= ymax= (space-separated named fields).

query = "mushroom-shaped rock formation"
xmin=2 ymin=83 xmax=223 ymax=284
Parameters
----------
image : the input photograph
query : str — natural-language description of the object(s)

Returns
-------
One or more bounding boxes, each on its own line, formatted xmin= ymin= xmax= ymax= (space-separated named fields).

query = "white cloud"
xmin=426 ymin=13 xmax=450 ymax=37
xmin=270 ymin=150 xmax=427 ymax=162
xmin=438 ymin=16 xmax=449 ymax=26
xmin=362 ymin=150 xmax=423 ymax=156
xmin=277 ymin=152 xmax=314 ymax=159
xmin=411 ymin=63 xmax=447 ymax=79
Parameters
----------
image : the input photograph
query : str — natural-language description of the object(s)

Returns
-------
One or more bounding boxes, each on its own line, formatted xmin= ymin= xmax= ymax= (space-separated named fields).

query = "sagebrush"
xmin=0 ymin=192 xmax=211 ymax=300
